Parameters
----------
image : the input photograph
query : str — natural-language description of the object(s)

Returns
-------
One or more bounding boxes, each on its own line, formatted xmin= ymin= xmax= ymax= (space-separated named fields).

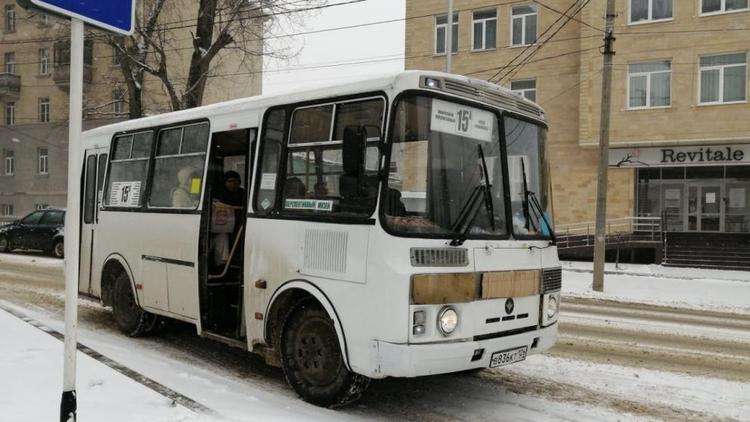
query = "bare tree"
xmin=96 ymin=0 xmax=321 ymax=118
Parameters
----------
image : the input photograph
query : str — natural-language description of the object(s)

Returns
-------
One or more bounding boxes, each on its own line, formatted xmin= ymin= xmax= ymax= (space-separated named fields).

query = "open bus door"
xmin=199 ymin=128 xmax=256 ymax=340
xmin=79 ymin=148 xmax=108 ymax=295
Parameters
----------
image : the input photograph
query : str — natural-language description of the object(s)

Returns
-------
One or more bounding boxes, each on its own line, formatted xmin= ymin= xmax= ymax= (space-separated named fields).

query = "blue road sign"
xmin=28 ymin=0 xmax=135 ymax=35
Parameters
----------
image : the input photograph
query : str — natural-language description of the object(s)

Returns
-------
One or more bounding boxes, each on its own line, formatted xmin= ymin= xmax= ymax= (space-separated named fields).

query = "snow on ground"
xmin=561 ymin=261 xmax=750 ymax=314
xmin=0 ymin=308 xmax=209 ymax=422
xmin=504 ymin=354 xmax=750 ymax=421
xmin=563 ymin=260 xmax=750 ymax=282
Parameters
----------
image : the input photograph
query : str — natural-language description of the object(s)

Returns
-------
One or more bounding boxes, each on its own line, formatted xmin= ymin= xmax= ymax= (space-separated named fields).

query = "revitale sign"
xmin=609 ymin=144 xmax=750 ymax=168
xmin=661 ymin=146 xmax=745 ymax=164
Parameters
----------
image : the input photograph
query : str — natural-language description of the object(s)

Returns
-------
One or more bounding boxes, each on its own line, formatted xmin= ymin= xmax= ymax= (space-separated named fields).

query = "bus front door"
xmin=79 ymin=149 xmax=108 ymax=295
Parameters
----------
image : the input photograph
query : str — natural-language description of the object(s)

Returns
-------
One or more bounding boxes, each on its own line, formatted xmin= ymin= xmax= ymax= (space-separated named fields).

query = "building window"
xmin=3 ymin=150 xmax=14 ymax=175
xmin=4 ymin=52 xmax=15 ymax=74
xmin=40 ymin=13 xmax=50 ymax=26
xmin=39 ymin=48 xmax=50 ymax=75
xmin=39 ymin=97 xmax=50 ymax=122
xmin=699 ymin=53 xmax=747 ymax=104
xmin=630 ymin=0 xmax=672 ymax=23
xmin=511 ymin=5 xmax=537 ymax=47
xmin=511 ymin=79 xmax=537 ymax=102
xmin=113 ymin=88 xmax=126 ymax=115
xmin=5 ymin=102 xmax=14 ymax=126
xmin=701 ymin=0 xmax=749 ymax=14
xmin=38 ymin=148 xmax=49 ymax=174
xmin=1 ymin=204 xmax=13 ymax=216
xmin=472 ymin=10 xmax=497 ymax=51
xmin=435 ymin=13 xmax=458 ymax=55
xmin=5 ymin=5 xmax=15 ymax=33
xmin=628 ymin=61 xmax=671 ymax=108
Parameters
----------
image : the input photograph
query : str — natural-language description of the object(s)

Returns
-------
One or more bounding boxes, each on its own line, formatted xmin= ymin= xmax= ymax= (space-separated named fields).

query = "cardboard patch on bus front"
xmin=481 ymin=270 xmax=540 ymax=299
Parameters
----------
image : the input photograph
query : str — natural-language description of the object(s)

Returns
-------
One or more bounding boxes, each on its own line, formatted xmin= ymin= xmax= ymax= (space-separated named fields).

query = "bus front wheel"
xmin=112 ymin=272 xmax=158 ymax=337
xmin=280 ymin=300 xmax=369 ymax=407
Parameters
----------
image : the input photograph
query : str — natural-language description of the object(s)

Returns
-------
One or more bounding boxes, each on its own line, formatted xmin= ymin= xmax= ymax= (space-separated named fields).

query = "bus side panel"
xmin=93 ymin=211 xmax=201 ymax=322
xmin=244 ymin=218 xmax=371 ymax=352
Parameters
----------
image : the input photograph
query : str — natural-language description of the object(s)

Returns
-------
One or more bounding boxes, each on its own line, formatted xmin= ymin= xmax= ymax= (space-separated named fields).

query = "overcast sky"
xmin=263 ymin=0 xmax=406 ymax=95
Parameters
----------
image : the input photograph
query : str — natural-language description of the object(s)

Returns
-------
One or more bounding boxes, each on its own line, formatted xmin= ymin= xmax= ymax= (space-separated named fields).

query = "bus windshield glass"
xmin=505 ymin=116 xmax=552 ymax=238
xmin=383 ymin=95 xmax=507 ymax=237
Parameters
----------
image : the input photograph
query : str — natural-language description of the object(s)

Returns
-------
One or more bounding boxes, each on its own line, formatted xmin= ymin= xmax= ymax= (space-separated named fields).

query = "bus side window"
xmin=255 ymin=109 xmax=286 ymax=214
xmin=104 ymin=132 xmax=152 ymax=208
xmin=148 ymin=123 xmax=209 ymax=209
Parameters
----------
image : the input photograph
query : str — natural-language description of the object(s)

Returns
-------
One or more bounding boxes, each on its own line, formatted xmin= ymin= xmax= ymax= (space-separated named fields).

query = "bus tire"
xmin=280 ymin=300 xmax=369 ymax=408
xmin=111 ymin=271 xmax=154 ymax=337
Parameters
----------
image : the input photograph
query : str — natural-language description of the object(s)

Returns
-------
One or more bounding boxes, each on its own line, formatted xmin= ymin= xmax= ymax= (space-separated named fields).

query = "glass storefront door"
xmin=636 ymin=166 xmax=750 ymax=233
xmin=687 ymin=183 xmax=722 ymax=232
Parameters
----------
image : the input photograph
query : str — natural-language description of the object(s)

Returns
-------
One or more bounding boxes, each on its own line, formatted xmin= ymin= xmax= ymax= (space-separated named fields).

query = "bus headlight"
xmin=541 ymin=292 xmax=560 ymax=327
xmin=546 ymin=295 xmax=559 ymax=319
xmin=437 ymin=306 xmax=458 ymax=336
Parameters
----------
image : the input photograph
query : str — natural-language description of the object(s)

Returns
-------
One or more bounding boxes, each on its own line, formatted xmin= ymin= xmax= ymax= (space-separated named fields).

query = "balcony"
xmin=53 ymin=39 xmax=94 ymax=91
xmin=53 ymin=64 xmax=93 ymax=90
xmin=0 ymin=73 xmax=20 ymax=100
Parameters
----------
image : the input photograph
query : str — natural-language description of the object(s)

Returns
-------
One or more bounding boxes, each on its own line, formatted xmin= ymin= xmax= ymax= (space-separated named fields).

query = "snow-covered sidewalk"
xmin=561 ymin=261 xmax=750 ymax=314
xmin=0 ymin=306 xmax=211 ymax=422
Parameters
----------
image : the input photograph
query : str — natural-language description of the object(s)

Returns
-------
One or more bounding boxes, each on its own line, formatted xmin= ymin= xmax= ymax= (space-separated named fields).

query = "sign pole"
xmin=60 ymin=17 xmax=84 ymax=422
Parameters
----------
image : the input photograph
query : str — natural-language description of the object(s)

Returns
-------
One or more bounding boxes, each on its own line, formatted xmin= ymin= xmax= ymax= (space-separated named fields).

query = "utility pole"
xmin=445 ymin=0 xmax=453 ymax=73
xmin=593 ymin=0 xmax=616 ymax=292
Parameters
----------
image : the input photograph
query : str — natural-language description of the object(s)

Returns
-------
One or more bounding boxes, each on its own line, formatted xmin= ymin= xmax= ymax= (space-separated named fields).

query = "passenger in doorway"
xmin=212 ymin=171 xmax=247 ymax=269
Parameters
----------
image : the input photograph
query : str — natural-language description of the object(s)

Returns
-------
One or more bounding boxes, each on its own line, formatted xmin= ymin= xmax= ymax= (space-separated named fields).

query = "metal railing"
xmin=0 ymin=216 xmax=17 ymax=227
xmin=556 ymin=216 xmax=662 ymax=249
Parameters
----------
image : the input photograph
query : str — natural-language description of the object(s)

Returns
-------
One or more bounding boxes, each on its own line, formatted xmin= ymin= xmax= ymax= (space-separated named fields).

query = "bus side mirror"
xmin=342 ymin=125 xmax=365 ymax=176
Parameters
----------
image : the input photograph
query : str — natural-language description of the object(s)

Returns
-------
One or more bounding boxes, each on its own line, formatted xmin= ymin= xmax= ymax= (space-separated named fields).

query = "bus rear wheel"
xmin=112 ymin=271 xmax=157 ymax=337
xmin=280 ymin=300 xmax=369 ymax=407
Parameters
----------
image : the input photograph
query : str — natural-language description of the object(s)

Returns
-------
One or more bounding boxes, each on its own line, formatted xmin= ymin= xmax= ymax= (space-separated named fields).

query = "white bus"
xmin=78 ymin=71 xmax=561 ymax=407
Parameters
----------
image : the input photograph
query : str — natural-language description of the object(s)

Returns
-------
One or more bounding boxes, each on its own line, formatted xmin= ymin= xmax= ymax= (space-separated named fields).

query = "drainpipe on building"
xmin=445 ymin=0 xmax=453 ymax=73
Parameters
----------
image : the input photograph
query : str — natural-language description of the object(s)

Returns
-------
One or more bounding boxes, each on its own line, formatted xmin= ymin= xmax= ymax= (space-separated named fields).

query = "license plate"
xmin=489 ymin=346 xmax=528 ymax=368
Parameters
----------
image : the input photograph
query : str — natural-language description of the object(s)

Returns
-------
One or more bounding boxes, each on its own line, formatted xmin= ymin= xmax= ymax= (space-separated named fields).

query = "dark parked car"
xmin=0 ymin=208 xmax=65 ymax=258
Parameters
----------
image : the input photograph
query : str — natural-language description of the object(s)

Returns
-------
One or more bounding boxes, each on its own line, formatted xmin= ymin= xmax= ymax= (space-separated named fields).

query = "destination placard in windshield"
xmin=430 ymin=99 xmax=494 ymax=142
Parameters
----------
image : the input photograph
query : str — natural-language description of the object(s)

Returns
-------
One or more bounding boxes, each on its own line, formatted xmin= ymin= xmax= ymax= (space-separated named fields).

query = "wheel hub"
xmin=293 ymin=320 xmax=340 ymax=385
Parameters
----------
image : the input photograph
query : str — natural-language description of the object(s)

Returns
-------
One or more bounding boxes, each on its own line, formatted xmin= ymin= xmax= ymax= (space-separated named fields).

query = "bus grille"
xmin=542 ymin=267 xmax=562 ymax=292
xmin=410 ymin=248 xmax=468 ymax=267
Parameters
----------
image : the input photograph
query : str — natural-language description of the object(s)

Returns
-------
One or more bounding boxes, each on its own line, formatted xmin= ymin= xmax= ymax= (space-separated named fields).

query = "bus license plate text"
xmin=489 ymin=346 xmax=528 ymax=368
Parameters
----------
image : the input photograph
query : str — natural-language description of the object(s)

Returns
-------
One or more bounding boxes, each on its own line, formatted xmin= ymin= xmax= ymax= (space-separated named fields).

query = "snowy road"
xmin=1 ymin=253 xmax=748 ymax=421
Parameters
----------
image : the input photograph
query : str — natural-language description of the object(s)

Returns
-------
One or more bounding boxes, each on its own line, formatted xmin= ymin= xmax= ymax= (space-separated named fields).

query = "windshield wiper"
xmin=449 ymin=145 xmax=495 ymax=246
xmin=519 ymin=159 xmax=556 ymax=243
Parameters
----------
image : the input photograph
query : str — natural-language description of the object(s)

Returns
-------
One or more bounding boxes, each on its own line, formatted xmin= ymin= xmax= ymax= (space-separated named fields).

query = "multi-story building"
xmin=0 ymin=1 xmax=261 ymax=219
xmin=405 ymin=0 xmax=750 ymax=248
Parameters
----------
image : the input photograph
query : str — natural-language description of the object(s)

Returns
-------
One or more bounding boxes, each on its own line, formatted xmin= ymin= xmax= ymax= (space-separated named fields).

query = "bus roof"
xmin=82 ymin=70 xmax=545 ymax=140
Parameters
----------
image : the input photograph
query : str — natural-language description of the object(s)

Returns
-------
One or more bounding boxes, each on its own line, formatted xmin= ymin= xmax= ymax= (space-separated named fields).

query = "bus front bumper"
xmin=368 ymin=323 xmax=558 ymax=378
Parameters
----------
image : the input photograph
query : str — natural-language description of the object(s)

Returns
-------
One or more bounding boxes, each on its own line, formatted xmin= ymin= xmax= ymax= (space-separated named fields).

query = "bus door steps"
xmin=201 ymin=331 xmax=246 ymax=350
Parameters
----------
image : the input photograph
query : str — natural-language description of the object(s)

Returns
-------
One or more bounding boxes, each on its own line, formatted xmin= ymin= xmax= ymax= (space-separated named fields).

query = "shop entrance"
xmin=687 ymin=182 xmax=722 ymax=232
xmin=637 ymin=166 xmax=750 ymax=233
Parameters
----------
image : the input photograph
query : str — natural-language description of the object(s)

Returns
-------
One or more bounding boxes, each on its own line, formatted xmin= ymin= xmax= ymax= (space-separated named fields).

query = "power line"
xmin=500 ymin=0 xmax=593 ymax=84
xmin=533 ymin=0 xmax=604 ymax=33
xmin=490 ymin=0 xmax=590 ymax=84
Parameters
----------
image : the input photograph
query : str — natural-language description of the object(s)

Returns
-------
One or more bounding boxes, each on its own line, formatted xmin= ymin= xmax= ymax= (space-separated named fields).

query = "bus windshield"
xmin=383 ymin=95 xmax=507 ymax=238
xmin=504 ymin=116 xmax=552 ymax=238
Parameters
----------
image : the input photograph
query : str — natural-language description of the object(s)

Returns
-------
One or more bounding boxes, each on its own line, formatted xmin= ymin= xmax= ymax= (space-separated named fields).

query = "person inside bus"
xmin=211 ymin=171 xmax=246 ymax=268
xmin=172 ymin=166 xmax=201 ymax=208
